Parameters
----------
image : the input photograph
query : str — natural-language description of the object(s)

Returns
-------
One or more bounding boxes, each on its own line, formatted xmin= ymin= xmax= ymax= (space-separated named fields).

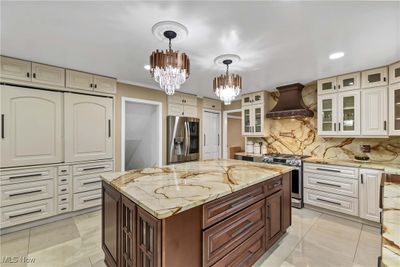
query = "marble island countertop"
xmin=101 ymin=159 xmax=292 ymax=219
xmin=304 ymin=158 xmax=400 ymax=175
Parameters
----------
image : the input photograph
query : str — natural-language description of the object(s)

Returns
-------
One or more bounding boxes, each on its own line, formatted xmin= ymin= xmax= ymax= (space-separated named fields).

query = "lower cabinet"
xmin=102 ymin=173 xmax=292 ymax=267
xmin=359 ymin=169 xmax=382 ymax=222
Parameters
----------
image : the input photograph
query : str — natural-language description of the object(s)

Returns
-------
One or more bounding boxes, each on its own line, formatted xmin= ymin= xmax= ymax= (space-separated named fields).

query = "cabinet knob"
xmin=26 ymin=72 xmax=30 ymax=78
xmin=94 ymin=84 xmax=97 ymax=88
xmin=90 ymin=83 xmax=93 ymax=88
xmin=33 ymin=73 xmax=36 ymax=79
xmin=383 ymin=77 xmax=386 ymax=82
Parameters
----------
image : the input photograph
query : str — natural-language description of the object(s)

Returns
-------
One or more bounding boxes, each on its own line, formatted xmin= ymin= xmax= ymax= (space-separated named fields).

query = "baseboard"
xmin=0 ymin=206 xmax=101 ymax=235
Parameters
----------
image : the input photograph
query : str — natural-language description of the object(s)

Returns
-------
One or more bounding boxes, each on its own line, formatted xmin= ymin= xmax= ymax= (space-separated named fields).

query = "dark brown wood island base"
xmin=102 ymin=171 xmax=292 ymax=267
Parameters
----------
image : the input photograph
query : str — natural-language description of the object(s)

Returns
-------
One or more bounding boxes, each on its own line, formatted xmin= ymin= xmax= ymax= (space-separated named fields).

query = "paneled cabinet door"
xmin=389 ymin=61 xmax=400 ymax=84
xmin=361 ymin=87 xmax=388 ymax=136
xmin=1 ymin=85 xmax=63 ymax=167
xmin=253 ymin=104 xmax=264 ymax=135
xmin=389 ymin=84 xmax=400 ymax=135
xmin=66 ymin=70 xmax=93 ymax=91
xmin=0 ymin=56 xmax=31 ymax=81
xmin=337 ymin=91 xmax=360 ymax=136
xmin=359 ymin=169 xmax=381 ymax=222
xmin=31 ymin=63 xmax=65 ymax=87
xmin=317 ymin=94 xmax=337 ymax=135
xmin=121 ymin=196 xmax=136 ymax=267
xmin=168 ymin=103 xmax=184 ymax=116
xmin=242 ymin=94 xmax=253 ymax=106
xmin=317 ymin=77 xmax=337 ymax=95
xmin=337 ymin=72 xmax=360 ymax=91
xmin=102 ymin=182 xmax=121 ymax=267
xmin=361 ymin=67 xmax=388 ymax=88
xmin=64 ymin=93 xmax=113 ymax=162
xmin=242 ymin=106 xmax=252 ymax=135
xmin=137 ymin=207 xmax=161 ymax=267
xmin=266 ymin=190 xmax=283 ymax=246
xmin=93 ymin=75 xmax=116 ymax=94
xmin=183 ymin=105 xmax=198 ymax=118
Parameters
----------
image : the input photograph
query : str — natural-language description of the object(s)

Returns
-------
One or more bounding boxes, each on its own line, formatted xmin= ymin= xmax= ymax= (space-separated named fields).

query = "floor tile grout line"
xmin=352 ymin=223 xmax=364 ymax=263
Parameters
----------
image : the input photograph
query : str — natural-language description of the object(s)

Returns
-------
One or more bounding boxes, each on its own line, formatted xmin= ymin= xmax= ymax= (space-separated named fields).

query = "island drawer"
xmin=73 ymin=189 xmax=102 ymax=211
xmin=0 ymin=179 xmax=54 ymax=207
xmin=264 ymin=175 xmax=283 ymax=196
xmin=202 ymin=184 xmax=264 ymax=229
xmin=304 ymin=163 xmax=358 ymax=179
xmin=73 ymin=161 xmax=113 ymax=176
xmin=0 ymin=167 xmax=56 ymax=185
xmin=304 ymin=172 xmax=359 ymax=198
xmin=212 ymin=227 xmax=266 ymax=267
xmin=203 ymin=199 xmax=265 ymax=266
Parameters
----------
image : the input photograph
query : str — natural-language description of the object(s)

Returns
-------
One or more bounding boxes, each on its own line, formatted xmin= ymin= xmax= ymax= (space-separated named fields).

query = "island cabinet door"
xmin=265 ymin=190 xmax=284 ymax=247
xmin=120 ymin=196 xmax=136 ymax=267
xmin=102 ymin=182 xmax=121 ymax=267
xmin=137 ymin=207 xmax=161 ymax=267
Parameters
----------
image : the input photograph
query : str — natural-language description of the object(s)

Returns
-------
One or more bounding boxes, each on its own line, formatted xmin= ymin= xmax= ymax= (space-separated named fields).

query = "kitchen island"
xmin=101 ymin=159 xmax=292 ymax=267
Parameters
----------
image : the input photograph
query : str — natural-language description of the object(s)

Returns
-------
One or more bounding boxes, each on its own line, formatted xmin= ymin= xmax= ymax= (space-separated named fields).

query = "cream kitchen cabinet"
xmin=1 ymin=85 xmax=63 ymax=167
xmin=168 ymin=92 xmax=197 ymax=106
xmin=0 ymin=56 xmax=31 ymax=81
xmin=167 ymin=93 xmax=198 ymax=117
xmin=389 ymin=61 xmax=400 ymax=84
xmin=242 ymin=104 xmax=265 ymax=136
xmin=361 ymin=67 xmax=388 ymax=88
xmin=31 ymin=63 xmax=65 ymax=87
xmin=202 ymin=98 xmax=221 ymax=111
xmin=317 ymin=94 xmax=338 ymax=135
xmin=64 ymin=93 xmax=113 ymax=162
xmin=359 ymin=169 xmax=382 ymax=222
xmin=66 ymin=70 xmax=116 ymax=93
xmin=389 ymin=84 xmax=400 ymax=135
xmin=361 ymin=87 xmax=388 ymax=136
xmin=318 ymin=73 xmax=360 ymax=95
xmin=242 ymin=91 xmax=265 ymax=106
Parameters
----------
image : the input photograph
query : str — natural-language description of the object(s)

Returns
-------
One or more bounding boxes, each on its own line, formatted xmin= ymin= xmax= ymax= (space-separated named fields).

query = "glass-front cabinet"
xmin=253 ymin=104 xmax=263 ymax=133
xmin=389 ymin=84 xmax=400 ymax=135
xmin=242 ymin=107 xmax=252 ymax=134
xmin=389 ymin=61 xmax=400 ymax=84
xmin=317 ymin=77 xmax=337 ymax=95
xmin=337 ymin=91 xmax=360 ymax=135
xmin=361 ymin=67 xmax=388 ymax=88
xmin=317 ymin=94 xmax=337 ymax=135
xmin=241 ymin=104 xmax=265 ymax=136
xmin=337 ymin=72 xmax=360 ymax=91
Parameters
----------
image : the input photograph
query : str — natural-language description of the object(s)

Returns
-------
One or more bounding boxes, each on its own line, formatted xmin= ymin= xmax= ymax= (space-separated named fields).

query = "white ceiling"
xmin=1 ymin=1 xmax=399 ymax=99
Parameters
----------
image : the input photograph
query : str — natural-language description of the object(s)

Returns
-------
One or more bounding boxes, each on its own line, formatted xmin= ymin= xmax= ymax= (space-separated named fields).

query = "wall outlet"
xmin=360 ymin=145 xmax=371 ymax=153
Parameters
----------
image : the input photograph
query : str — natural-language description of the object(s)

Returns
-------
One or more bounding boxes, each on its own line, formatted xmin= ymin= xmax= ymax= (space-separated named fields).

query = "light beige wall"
xmin=227 ymin=117 xmax=244 ymax=157
xmin=115 ymin=82 xmax=168 ymax=171
xmin=222 ymin=100 xmax=241 ymax=111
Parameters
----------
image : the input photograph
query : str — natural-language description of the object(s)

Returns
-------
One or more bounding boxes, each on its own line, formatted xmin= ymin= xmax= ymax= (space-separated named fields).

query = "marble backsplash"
xmin=249 ymin=83 xmax=400 ymax=163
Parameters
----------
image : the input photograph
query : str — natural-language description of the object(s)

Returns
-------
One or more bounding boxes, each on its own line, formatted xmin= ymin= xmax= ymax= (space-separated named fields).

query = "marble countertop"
xmin=101 ymin=159 xmax=292 ymax=219
xmin=304 ymin=158 xmax=400 ymax=175
xmin=382 ymin=176 xmax=400 ymax=266
xmin=234 ymin=152 xmax=264 ymax=158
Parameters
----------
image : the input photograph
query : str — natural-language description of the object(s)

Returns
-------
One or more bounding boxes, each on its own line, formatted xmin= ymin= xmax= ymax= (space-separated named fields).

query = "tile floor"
xmin=0 ymin=208 xmax=381 ymax=267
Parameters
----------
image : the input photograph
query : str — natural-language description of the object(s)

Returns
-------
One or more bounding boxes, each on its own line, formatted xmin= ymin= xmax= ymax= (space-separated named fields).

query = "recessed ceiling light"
xmin=144 ymin=65 xmax=150 ymax=70
xmin=329 ymin=52 xmax=344 ymax=60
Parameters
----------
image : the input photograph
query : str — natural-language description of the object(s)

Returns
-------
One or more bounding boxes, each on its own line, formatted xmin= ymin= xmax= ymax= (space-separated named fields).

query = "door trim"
xmin=202 ymin=109 xmax=222 ymax=160
xmin=222 ymin=109 xmax=241 ymax=159
xmin=121 ymin=97 xmax=162 ymax=171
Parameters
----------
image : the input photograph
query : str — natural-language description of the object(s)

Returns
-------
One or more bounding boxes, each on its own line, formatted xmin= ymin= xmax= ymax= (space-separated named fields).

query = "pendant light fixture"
xmin=149 ymin=21 xmax=190 ymax=95
xmin=213 ymin=54 xmax=242 ymax=105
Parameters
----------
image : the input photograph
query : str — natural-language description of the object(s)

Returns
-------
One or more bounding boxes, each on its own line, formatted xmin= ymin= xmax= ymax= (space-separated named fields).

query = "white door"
xmin=361 ymin=87 xmax=388 ymax=136
xmin=359 ymin=169 xmax=381 ymax=222
xmin=203 ymin=111 xmax=220 ymax=160
xmin=317 ymin=94 xmax=338 ymax=136
xmin=389 ymin=84 xmax=400 ymax=135
xmin=337 ymin=91 xmax=360 ymax=136
xmin=1 ymin=85 xmax=63 ymax=167
xmin=64 ymin=93 xmax=113 ymax=162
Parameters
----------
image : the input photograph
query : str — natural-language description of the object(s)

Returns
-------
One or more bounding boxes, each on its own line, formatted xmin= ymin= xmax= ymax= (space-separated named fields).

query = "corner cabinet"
xmin=389 ymin=84 xmax=400 ymax=135
xmin=64 ymin=93 xmax=113 ymax=162
xmin=359 ymin=169 xmax=382 ymax=223
xmin=1 ymin=85 xmax=63 ymax=167
xmin=241 ymin=91 xmax=268 ymax=136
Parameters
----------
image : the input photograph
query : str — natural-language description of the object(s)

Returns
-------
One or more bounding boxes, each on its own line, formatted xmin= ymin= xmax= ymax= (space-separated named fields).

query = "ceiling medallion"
xmin=149 ymin=21 xmax=190 ymax=95
xmin=213 ymin=54 xmax=242 ymax=105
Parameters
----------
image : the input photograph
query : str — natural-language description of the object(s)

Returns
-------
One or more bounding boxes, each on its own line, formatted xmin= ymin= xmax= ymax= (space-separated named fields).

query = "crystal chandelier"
xmin=213 ymin=59 xmax=242 ymax=105
xmin=149 ymin=30 xmax=190 ymax=95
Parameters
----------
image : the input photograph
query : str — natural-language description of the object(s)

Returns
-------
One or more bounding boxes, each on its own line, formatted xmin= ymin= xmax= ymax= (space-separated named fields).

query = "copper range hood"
xmin=266 ymin=83 xmax=314 ymax=119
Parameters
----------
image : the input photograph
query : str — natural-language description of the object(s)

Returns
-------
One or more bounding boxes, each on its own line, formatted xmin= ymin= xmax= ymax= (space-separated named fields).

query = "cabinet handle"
xmin=338 ymin=122 xmax=341 ymax=131
xmin=217 ymin=134 xmax=220 ymax=146
xmin=9 ymin=209 xmax=42 ymax=219
xmin=9 ymin=189 xmax=42 ymax=197
xmin=334 ymin=85 xmax=336 ymax=90
xmin=82 ymin=180 xmax=101 ymax=186
xmin=60 ymin=188 xmax=67 ymax=192
xmin=316 ymin=167 xmax=341 ymax=173
xmin=316 ymin=181 xmax=341 ymax=188
xmin=230 ymin=196 xmax=253 ymax=208
xmin=61 ymin=169 xmax=67 ymax=173
xmin=237 ymin=251 xmax=254 ymax=267
xmin=1 ymin=114 xmax=4 ymax=139
xmin=231 ymin=220 xmax=253 ymax=238
xmin=334 ymin=123 xmax=336 ymax=131
xmin=94 ymin=84 xmax=97 ymax=88
xmin=83 ymin=197 xmax=101 ymax=203
xmin=338 ymin=84 xmax=341 ymax=89
xmin=108 ymin=119 xmax=111 ymax=138
xmin=212 ymin=105 xmax=215 ymax=108
xmin=90 ymin=83 xmax=93 ymax=88
xmin=267 ymin=204 xmax=271 ymax=219
xmin=26 ymin=72 xmax=30 ymax=78
xmin=33 ymin=73 xmax=36 ymax=79
xmin=204 ymin=134 xmax=206 ymax=146
xmin=384 ymin=121 xmax=387 ymax=131
xmin=9 ymin=173 xmax=42 ymax=180
xmin=316 ymin=198 xmax=341 ymax=206
xmin=383 ymin=77 xmax=386 ymax=82
xmin=361 ymin=174 xmax=364 ymax=184
xmin=82 ymin=166 xmax=105 ymax=171
xmin=61 ymin=207 xmax=67 ymax=211
xmin=61 ymin=198 xmax=67 ymax=201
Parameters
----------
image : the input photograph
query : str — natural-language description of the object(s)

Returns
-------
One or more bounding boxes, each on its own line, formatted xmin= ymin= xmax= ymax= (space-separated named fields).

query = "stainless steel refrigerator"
xmin=167 ymin=116 xmax=200 ymax=164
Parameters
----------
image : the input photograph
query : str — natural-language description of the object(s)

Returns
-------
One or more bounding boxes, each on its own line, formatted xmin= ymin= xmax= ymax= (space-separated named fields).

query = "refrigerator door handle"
xmin=186 ymin=121 xmax=191 ymax=156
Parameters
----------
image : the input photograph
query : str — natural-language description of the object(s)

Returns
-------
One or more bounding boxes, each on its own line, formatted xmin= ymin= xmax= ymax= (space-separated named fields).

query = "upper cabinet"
xmin=318 ymin=73 xmax=360 ymax=95
xmin=202 ymin=98 xmax=221 ymax=111
xmin=167 ymin=92 xmax=198 ymax=117
xmin=0 ymin=56 xmax=117 ymax=94
xmin=389 ymin=61 xmax=400 ymax=84
xmin=66 ymin=70 xmax=116 ymax=94
xmin=361 ymin=67 xmax=388 ymax=88
xmin=241 ymin=91 xmax=267 ymax=136
xmin=1 ymin=85 xmax=63 ymax=167
xmin=317 ymin=94 xmax=338 ymax=136
xmin=361 ymin=87 xmax=388 ymax=136
xmin=64 ymin=93 xmax=113 ymax=162
xmin=389 ymin=84 xmax=400 ymax=136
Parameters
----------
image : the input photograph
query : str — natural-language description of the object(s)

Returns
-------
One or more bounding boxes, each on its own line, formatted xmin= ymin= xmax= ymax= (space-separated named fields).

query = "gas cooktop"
xmin=262 ymin=153 xmax=310 ymax=167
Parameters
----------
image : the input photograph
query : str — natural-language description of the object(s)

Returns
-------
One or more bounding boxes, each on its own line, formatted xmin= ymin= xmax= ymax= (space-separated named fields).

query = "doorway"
xmin=223 ymin=109 xmax=245 ymax=159
xmin=202 ymin=109 xmax=221 ymax=160
xmin=121 ymin=97 xmax=162 ymax=171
